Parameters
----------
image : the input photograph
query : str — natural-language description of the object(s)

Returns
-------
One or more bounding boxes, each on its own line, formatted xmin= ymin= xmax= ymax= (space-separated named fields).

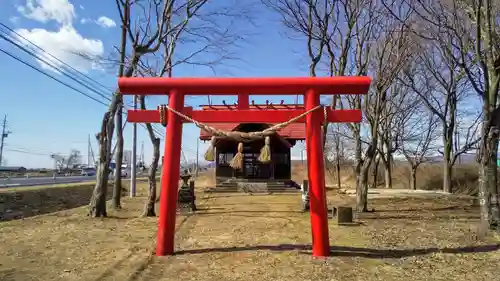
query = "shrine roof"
xmin=198 ymin=104 xmax=306 ymax=140
xmin=198 ymin=104 xmax=305 ymax=110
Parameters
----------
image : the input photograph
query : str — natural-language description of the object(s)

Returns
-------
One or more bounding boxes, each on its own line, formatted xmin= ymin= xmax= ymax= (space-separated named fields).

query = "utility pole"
xmin=130 ymin=95 xmax=137 ymax=197
xmin=87 ymin=134 xmax=91 ymax=167
xmin=196 ymin=140 xmax=199 ymax=177
xmin=140 ymin=141 xmax=144 ymax=167
xmin=0 ymin=114 xmax=11 ymax=166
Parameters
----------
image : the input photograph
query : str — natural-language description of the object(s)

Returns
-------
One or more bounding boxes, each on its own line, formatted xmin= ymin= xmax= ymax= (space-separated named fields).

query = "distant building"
xmin=122 ymin=150 xmax=132 ymax=165
xmin=0 ymin=166 xmax=27 ymax=173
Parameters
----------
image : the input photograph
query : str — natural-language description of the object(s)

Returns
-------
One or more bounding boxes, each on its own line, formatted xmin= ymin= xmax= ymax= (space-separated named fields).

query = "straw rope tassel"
xmin=157 ymin=103 xmax=323 ymax=141
xmin=204 ymin=136 xmax=217 ymax=161
xmin=258 ymin=136 xmax=271 ymax=163
xmin=230 ymin=142 xmax=244 ymax=170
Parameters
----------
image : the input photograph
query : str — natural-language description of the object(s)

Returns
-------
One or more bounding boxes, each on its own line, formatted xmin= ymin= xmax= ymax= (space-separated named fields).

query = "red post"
xmin=237 ymin=93 xmax=249 ymax=109
xmin=156 ymin=89 xmax=185 ymax=256
xmin=305 ymin=89 xmax=330 ymax=257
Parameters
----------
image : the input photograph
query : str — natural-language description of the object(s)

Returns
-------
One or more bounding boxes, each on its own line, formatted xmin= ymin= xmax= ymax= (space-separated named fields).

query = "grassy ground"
xmin=292 ymin=162 xmax=482 ymax=191
xmin=0 ymin=176 xmax=155 ymax=193
xmin=0 ymin=181 xmax=499 ymax=281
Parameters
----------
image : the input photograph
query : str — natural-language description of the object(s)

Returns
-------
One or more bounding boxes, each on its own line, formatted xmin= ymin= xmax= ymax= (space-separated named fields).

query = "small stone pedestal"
xmin=331 ymin=206 xmax=353 ymax=224
xmin=178 ymin=170 xmax=196 ymax=213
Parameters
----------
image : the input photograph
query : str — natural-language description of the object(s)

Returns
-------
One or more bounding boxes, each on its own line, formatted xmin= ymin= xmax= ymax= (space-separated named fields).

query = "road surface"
xmin=0 ymin=175 xmax=100 ymax=188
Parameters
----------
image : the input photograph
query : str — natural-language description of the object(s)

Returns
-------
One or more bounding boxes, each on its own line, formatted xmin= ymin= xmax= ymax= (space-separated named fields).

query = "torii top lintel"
xmin=118 ymin=76 xmax=371 ymax=95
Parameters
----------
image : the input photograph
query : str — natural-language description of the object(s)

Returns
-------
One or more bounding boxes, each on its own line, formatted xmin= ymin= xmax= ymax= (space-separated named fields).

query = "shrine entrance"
xmin=212 ymin=123 xmax=292 ymax=181
xmin=119 ymin=76 xmax=371 ymax=258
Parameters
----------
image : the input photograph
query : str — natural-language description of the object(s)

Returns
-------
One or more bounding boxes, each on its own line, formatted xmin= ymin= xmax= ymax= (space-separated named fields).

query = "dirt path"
xmin=0 ymin=190 xmax=499 ymax=281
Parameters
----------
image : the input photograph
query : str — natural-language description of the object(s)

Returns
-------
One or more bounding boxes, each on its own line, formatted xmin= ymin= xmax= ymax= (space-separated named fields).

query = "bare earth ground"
xmin=0 ymin=181 xmax=499 ymax=281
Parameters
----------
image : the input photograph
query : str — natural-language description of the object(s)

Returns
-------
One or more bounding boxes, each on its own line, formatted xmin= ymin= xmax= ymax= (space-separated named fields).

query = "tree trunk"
xmin=384 ymin=159 xmax=392 ymax=189
xmin=356 ymin=163 xmax=370 ymax=212
xmin=410 ymin=166 xmax=417 ymax=190
xmin=478 ymin=161 xmax=491 ymax=232
xmin=112 ymin=101 xmax=124 ymax=209
xmin=442 ymin=125 xmax=453 ymax=193
xmin=478 ymin=122 xmax=500 ymax=232
xmin=89 ymin=112 xmax=113 ymax=217
xmin=383 ymin=139 xmax=393 ymax=189
xmin=442 ymin=162 xmax=452 ymax=193
xmin=89 ymin=161 xmax=110 ymax=217
xmin=334 ymin=129 xmax=342 ymax=189
xmin=156 ymin=155 xmax=164 ymax=203
xmin=488 ymin=137 xmax=500 ymax=228
xmin=372 ymin=156 xmax=380 ymax=188
xmin=357 ymin=141 xmax=375 ymax=212
xmin=143 ymin=138 xmax=160 ymax=216
xmin=88 ymin=57 xmax=138 ymax=217
xmin=335 ymin=154 xmax=341 ymax=189
xmin=353 ymin=126 xmax=363 ymax=209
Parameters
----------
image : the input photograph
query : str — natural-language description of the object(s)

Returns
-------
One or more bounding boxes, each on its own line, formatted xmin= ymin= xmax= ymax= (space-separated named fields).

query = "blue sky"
xmin=0 ymin=0 xmax=312 ymax=168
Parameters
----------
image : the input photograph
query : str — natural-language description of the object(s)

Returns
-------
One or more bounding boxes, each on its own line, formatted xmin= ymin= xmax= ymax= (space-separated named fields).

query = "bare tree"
xmin=335 ymin=0 xmax=376 ymax=211
xmin=133 ymin=2 xmax=255 ymax=216
xmin=399 ymin=35 xmax=479 ymax=193
xmin=398 ymin=103 xmax=439 ymax=190
xmin=264 ymin=0 xmax=361 ymax=171
xmin=322 ymin=0 xmax=377 ymax=187
xmin=383 ymin=0 xmax=500 ymax=231
xmin=263 ymin=0 xmax=333 ymax=76
xmin=353 ymin=17 xmax=414 ymax=211
xmin=327 ymin=123 xmax=348 ymax=189
xmin=110 ymin=0 xmax=130 ymax=210
xmin=375 ymin=78 xmax=408 ymax=189
xmin=138 ymin=94 xmax=161 ymax=216
xmin=51 ymin=150 xmax=82 ymax=172
xmin=89 ymin=0 xmax=215 ymax=217
xmin=264 ymin=0 xmax=379 ymax=199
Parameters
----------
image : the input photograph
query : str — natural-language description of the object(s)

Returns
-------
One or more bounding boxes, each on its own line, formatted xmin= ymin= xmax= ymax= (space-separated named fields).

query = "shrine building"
xmin=199 ymin=104 xmax=305 ymax=185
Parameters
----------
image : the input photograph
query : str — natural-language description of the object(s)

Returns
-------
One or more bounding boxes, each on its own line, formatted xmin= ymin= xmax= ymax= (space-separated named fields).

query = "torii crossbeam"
xmin=118 ymin=76 xmax=371 ymax=258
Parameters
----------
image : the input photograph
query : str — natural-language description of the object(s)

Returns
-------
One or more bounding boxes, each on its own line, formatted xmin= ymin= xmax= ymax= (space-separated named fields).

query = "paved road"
xmin=0 ymin=175 xmax=98 ymax=188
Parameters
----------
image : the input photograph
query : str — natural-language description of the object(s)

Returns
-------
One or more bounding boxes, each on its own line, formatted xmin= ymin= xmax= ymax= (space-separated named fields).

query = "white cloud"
xmin=80 ymin=16 xmax=116 ymax=29
xmin=17 ymin=0 xmax=76 ymax=26
xmin=95 ymin=16 xmax=116 ymax=28
xmin=14 ymin=0 xmax=105 ymax=73
xmin=15 ymin=26 xmax=104 ymax=73
xmin=79 ymin=4 xmax=84 ymax=9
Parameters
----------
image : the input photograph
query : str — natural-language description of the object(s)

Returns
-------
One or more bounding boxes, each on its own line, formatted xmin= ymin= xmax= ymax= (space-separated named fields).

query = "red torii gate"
xmin=118 ymin=76 xmax=371 ymax=258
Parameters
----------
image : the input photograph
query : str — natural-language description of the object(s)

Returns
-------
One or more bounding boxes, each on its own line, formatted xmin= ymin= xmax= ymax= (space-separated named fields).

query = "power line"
xmin=4 ymin=148 xmax=53 ymax=156
xmin=5 ymin=145 xmax=60 ymax=154
xmin=0 ymin=22 xmax=157 ymax=118
xmin=0 ymin=32 xmax=112 ymax=103
xmin=0 ymin=21 xmax=166 ymax=138
xmin=0 ymin=47 xmax=110 ymax=106
xmin=0 ymin=22 xmax=113 ymax=94
xmin=0 ymin=22 xmax=202 ymax=164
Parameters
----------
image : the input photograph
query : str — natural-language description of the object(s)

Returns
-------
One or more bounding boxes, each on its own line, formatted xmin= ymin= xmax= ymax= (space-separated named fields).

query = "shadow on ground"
xmin=174 ymin=243 xmax=500 ymax=259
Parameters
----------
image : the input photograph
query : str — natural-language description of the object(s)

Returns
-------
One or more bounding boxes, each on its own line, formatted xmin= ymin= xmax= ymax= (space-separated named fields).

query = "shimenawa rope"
xmin=158 ymin=104 xmax=326 ymax=170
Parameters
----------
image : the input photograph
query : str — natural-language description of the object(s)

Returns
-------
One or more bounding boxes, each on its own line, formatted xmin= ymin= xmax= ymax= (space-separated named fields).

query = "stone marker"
xmin=335 ymin=206 xmax=353 ymax=224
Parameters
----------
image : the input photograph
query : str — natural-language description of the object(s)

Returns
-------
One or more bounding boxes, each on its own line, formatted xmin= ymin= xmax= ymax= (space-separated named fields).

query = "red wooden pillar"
xmin=237 ymin=93 xmax=249 ymax=109
xmin=156 ymin=89 xmax=185 ymax=256
xmin=305 ymin=89 xmax=330 ymax=257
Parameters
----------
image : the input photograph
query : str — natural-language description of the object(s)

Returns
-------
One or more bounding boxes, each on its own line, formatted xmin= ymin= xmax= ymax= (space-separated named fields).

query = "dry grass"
xmin=292 ymin=162 xmax=481 ymax=194
xmin=0 ymin=177 xmax=154 ymax=193
xmin=0 ymin=182 xmax=99 ymax=193
xmin=0 ymin=180 xmax=499 ymax=281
